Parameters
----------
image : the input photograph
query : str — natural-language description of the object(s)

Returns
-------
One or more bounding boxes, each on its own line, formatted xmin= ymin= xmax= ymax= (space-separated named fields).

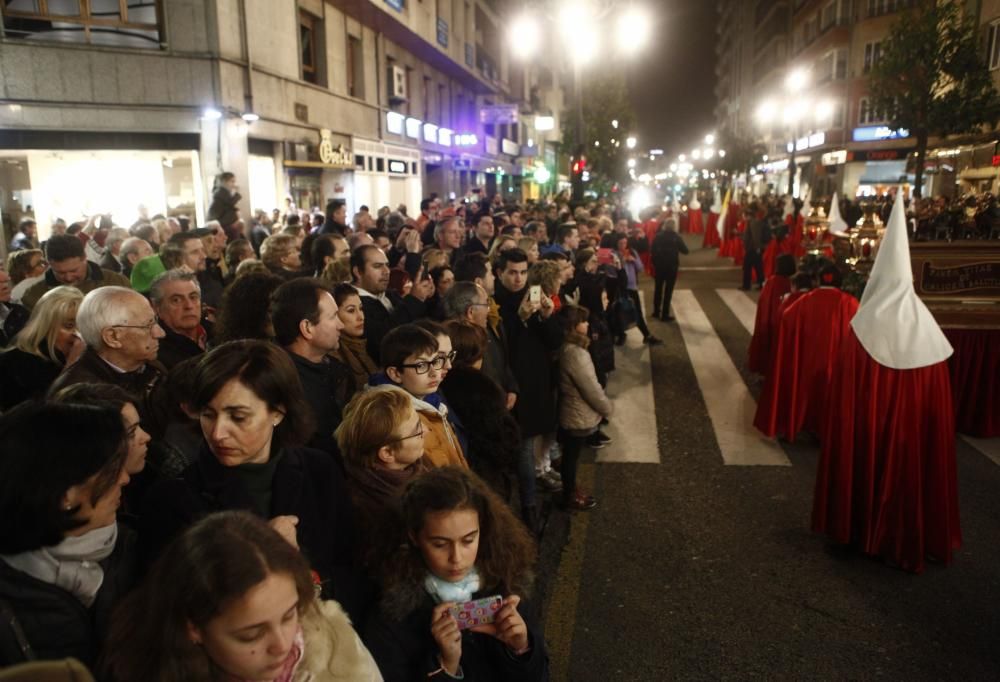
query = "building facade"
xmin=717 ymin=0 xmax=1000 ymax=200
xmin=0 ymin=0 xmax=564 ymax=243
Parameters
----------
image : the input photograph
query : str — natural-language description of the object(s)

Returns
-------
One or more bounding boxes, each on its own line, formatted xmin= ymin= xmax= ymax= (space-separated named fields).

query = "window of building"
xmin=988 ymin=20 xmax=1000 ymax=71
xmin=439 ymin=84 xmax=449 ymax=126
xmin=858 ymin=96 xmax=889 ymax=125
xmin=423 ymin=76 xmax=432 ymax=121
xmin=867 ymin=0 xmax=911 ymax=19
xmin=1 ymin=0 xmax=163 ymax=48
xmin=405 ymin=66 xmax=414 ymax=115
xmin=347 ymin=35 xmax=364 ymax=98
xmin=863 ymin=41 xmax=882 ymax=73
xmin=820 ymin=0 xmax=840 ymax=31
xmin=300 ymin=11 xmax=319 ymax=85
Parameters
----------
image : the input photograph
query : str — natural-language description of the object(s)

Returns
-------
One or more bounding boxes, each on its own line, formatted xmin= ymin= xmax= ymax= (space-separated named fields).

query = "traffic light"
xmin=571 ymin=149 xmax=587 ymax=201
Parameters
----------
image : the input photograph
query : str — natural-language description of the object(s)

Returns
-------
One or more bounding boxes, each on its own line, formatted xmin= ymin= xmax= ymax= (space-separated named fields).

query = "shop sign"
xmin=534 ymin=116 xmax=554 ymax=131
xmin=822 ymin=150 xmax=847 ymax=165
xmin=318 ymin=130 xmax=353 ymax=167
xmin=501 ymin=138 xmax=519 ymax=156
xmin=388 ymin=160 xmax=408 ymax=174
xmin=846 ymin=149 xmax=909 ymax=162
xmin=480 ymin=104 xmax=519 ymax=125
xmin=424 ymin=153 xmax=443 ymax=164
xmin=437 ymin=18 xmax=448 ymax=47
xmin=423 ymin=123 xmax=439 ymax=144
xmin=486 ymin=136 xmax=499 ymax=155
xmin=455 ymin=134 xmax=478 ymax=147
xmin=387 ymin=112 xmax=404 ymax=135
xmin=405 ymin=117 xmax=421 ymax=139
xmin=438 ymin=128 xmax=453 ymax=146
xmin=852 ymin=126 xmax=910 ymax=142
xmin=453 ymin=159 xmax=471 ymax=169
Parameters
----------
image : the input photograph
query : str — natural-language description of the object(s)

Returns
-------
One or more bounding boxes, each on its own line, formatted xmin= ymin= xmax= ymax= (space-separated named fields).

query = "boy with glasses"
xmin=375 ymin=324 xmax=468 ymax=470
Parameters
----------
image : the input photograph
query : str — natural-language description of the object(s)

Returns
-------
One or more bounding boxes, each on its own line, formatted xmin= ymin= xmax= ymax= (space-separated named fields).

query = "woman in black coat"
xmin=139 ymin=340 xmax=368 ymax=624
xmin=364 ymin=468 xmax=548 ymax=682
xmin=0 ymin=285 xmax=84 ymax=411
xmin=572 ymin=249 xmax=614 ymax=384
xmin=0 ymin=402 xmax=135 ymax=668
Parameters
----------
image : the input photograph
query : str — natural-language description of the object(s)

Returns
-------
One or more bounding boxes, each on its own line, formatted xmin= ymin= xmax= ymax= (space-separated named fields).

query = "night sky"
xmin=626 ymin=1 xmax=717 ymax=157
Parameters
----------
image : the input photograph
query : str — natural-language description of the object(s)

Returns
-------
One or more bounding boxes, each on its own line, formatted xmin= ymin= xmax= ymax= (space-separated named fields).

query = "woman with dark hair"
xmin=330 ymin=282 xmax=378 ymax=395
xmin=426 ymin=265 xmax=454 ymax=321
xmin=52 ymin=383 xmax=153 ymax=518
xmin=365 ymin=467 xmax=547 ymax=681
xmin=212 ymin=271 xmax=283 ymax=345
xmin=140 ymin=340 xmax=365 ymax=623
xmin=102 ymin=511 xmax=380 ymax=682
xmin=0 ymin=402 xmax=133 ymax=668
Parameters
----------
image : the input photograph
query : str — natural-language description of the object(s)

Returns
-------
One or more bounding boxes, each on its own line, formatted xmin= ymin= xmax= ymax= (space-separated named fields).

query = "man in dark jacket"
xmin=741 ymin=205 xmax=767 ymax=290
xmin=493 ymin=248 xmax=563 ymax=529
xmin=207 ymin=172 xmax=241 ymax=238
xmin=149 ymin=269 xmax=206 ymax=370
xmin=319 ymin=198 xmax=349 ymax=235
xmin=650 ymin=218 xmax=689 ymax=321
xmin=271 ymin=278 xmax=351 ymax=462
xmin=21 ymin=234 xmax=130 ymax=310
xmin=351 ymin=244 xmax=431 ymax=364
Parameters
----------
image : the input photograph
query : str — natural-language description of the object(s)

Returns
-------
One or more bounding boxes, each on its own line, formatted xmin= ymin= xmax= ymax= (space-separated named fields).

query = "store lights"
xmin=455 ymin=134 xmax=479 ymax=146
xmin=201 ymin=108 xmax=222 ymax=120
xmin=241 ymin=112 xmax=260 ymax=123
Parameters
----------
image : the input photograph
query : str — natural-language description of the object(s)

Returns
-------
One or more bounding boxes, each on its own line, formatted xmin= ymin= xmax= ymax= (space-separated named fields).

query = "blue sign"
xmin=465 ymin=43 xmax=473 ymax=68
xmin=437 ymin=18 xmax=448 ymax=47
xmin=385 ymin=0 xmax=404 ymax=12
xmin=852 ymin=126 xmax=910 ymax=142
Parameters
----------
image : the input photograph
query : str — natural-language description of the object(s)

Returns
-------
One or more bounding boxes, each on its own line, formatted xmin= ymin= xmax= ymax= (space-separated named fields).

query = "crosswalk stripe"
xmin=962 ymin=435 xmax=1000 ymax=467
xmin=716 ymin=288 xmax=757 ymax=335
xmin=673 ymin=290 xmax=791 ymax=466
xmin=598 ymin=293 xmax=660 ymax=463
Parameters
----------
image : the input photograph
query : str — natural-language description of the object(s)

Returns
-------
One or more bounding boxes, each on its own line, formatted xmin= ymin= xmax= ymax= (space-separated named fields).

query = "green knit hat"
xmin=130 ymin=255 xmax=166 ymax=294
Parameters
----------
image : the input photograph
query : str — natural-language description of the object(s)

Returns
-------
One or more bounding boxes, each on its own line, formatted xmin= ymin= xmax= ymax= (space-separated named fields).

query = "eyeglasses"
xmin=437 ymin=350 xmax=458 ymax=365
xmin=110 ymin=320 xmax=160 ymax=334
xmin=396 ymin=356 xmax=447 ymax=374
xmin=469 ymin=302 xmax=490 ymax=308
xmin=387 ymin=422 xmax=424 ymax=444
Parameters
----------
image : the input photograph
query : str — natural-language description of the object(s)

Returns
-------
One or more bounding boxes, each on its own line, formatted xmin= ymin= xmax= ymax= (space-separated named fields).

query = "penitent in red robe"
xmin=753 ymin=288 xmax=859 ymax=441
xmin=812 ymin=331 xmax=961 ymax=573
xmin=703 ymin=212 xmax=721 ymax=248
xmin=641 ymin=218 xmax=659 ymax=278
xmin=688 ymin=207 xmax=704 ymax=235
xmin=747 ymin=275 xmax=791 ymax=376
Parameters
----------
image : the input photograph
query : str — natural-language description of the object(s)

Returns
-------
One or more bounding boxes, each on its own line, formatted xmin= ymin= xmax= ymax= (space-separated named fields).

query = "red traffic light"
xmin=572 ymin=157 xmax=587 ymax=175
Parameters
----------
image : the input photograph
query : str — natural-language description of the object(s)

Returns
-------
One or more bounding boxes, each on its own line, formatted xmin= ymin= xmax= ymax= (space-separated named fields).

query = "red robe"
xmin=747 ymin=275 xmax=792 ymax=376
xmin=812 ymin=331 xmax=961 ymax=573
xmin=640 ymin=218 xmax=659 ymax=278
xmin=688 ymin=208 xmax=704 ymax=235
xmin=945 ymin=329 xmax=1000 ymax=437
xmin=719 ymin=203 xmax=741 ymax=259
xmin=754 ymin=288 xmax=860 ymax=441
xmin=784 ymin=213 xmax=805 ymax=257
xmin=703 ymin=212 xmax=721 ymax=248
xmin=679 ymin=212 xmax=690 ymax=234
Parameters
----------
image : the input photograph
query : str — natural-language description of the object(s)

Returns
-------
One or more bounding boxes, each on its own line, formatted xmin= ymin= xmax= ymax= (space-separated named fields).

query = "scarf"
xmin=219 ymin=626 xmax=305 ymax=682
xmin=1 ymin=523 xmax=118 ymax=607
xmin=333 ymin=335 xmax=378 ymax=392
xmin=424 ymin=566 xmax=482 ymax=604
xmin=346 ymin=460 xmax=424 ymax=510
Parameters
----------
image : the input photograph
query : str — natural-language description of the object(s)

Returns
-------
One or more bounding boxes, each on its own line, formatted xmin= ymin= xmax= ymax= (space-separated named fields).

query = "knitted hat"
xmin=130 ymin=255 xmax=166 ymax=294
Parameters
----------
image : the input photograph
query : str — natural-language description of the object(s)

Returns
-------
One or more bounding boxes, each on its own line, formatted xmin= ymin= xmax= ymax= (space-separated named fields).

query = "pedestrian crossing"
xmin=716 ymin=289 xmax=757 ymax=335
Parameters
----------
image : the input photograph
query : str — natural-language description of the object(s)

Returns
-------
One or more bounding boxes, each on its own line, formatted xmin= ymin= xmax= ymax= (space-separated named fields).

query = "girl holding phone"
xmin=365 ymin=467 xmax=548 ymax=681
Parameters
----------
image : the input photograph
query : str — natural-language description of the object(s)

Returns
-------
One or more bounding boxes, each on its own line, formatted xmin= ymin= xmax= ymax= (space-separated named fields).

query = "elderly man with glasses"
xmin=48 ymin=286 xmax=169 ymax=437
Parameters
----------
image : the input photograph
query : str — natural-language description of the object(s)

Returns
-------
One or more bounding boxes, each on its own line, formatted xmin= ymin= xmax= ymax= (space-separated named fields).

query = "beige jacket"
xmin=294 ymin=599 xmax=383 ymax=681
xmin=558 ymin=341 xmax=613 ymax=434
xmin=412 ymin=396 xmax=469 ymax=470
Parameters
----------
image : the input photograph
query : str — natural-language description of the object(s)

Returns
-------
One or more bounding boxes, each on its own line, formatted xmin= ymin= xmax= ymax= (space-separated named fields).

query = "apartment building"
xmin=0 ymin=0 xmax=561 ymax=240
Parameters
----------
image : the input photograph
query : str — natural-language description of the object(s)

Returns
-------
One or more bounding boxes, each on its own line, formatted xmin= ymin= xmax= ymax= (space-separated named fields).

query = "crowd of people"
xmin=0 ymin=180 xmax=690 ymax=680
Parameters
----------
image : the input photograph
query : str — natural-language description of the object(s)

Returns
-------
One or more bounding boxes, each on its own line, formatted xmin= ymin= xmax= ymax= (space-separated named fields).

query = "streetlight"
xmin=785 ymin=67 xmax=810 ymax=93
xmin=704 ymin=133 xmax=715 ymax=146
xmin=509 ymin=14 xmax=542 ymax=60
xmin=612 ymin=119 xmax=619 ymax=129
xmin=627 ymin=158 xmax=637 ymax=168
xmin=626 ymin=136 xmax=637 ymax=149
xmin=617 ymin=5 xmax=651 ymax=55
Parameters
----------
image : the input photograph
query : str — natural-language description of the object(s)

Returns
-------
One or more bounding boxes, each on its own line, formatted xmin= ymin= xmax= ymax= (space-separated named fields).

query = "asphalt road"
xmin=537 ymin=235 xmax=1000 ymax=681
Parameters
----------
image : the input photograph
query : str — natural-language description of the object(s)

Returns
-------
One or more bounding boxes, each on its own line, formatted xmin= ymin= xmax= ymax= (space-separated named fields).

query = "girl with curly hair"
xmin=364 ymin=467 xmax=547 ymax=681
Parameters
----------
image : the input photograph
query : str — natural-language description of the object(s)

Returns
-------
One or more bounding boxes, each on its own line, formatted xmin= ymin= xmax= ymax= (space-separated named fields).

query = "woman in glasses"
xmin=139 ymin=340 xmax=368 ymax=626
xmin=336 ymin=385 xmax=427 ymax=567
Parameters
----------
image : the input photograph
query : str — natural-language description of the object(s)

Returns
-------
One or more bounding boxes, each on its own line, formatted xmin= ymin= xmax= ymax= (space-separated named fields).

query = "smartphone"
xmin=449 ymin=595 xmax=502 ymax=630
xmin=529 ymin=285 xmax=542 ymax=303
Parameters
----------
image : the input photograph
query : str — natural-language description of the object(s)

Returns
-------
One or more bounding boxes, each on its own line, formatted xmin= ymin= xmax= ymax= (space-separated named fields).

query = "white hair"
xmin=77 ymin=286 xmax=146 ymax=349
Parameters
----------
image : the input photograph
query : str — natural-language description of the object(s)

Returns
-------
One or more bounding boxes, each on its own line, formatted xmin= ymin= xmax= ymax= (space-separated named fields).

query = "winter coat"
xmin=0 ymin=347 xmax=63 ymax=411
xmin=20 ymin=263 xmax=129 ymax=311
xmin=494 ymin=282 xmax=564 ymax=438
xmin=207 ymin=187 xmax=240 ymax=228
xmin=155 ymin=324 xmax=205 ymax=371
xmin=364 ymin=583 xmax=548 ymax=682
xmin=558 ymin=337 xmax=613 ymax=435
xmin=287 ymin=349 xmax=352 ymax=465
xmin=139 ymin=443 xmax=370 ymax=626
xmin=413 ymin=398 xmax=468 ymax=470
xmin=0 ymin=527 xmax=137 ymax=668
xmin=440 ymin=367 xmax=520 ymax=500
xmin=651 ymin=229 xmax=689 ymax=273
xmin=0 ymin=303 xmax=30 ymax=348
xmin=359 ymin=291 xmax=428 ymax=365
xmin=47 ymin=348 xmax=170 ymax=439
xmin=295 ymin=600 xmax=383 ymax=681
